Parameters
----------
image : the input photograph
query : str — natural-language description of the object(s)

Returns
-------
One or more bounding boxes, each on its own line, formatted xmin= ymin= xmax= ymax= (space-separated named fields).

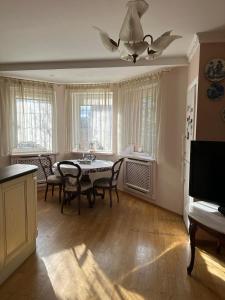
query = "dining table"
xmin=52 ymin=159 xmax=114 ymax=182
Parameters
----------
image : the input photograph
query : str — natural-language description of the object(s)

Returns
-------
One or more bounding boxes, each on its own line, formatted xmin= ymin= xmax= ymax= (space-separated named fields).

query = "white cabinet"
xmin=0 ymin=166 xmax=37 ymax=284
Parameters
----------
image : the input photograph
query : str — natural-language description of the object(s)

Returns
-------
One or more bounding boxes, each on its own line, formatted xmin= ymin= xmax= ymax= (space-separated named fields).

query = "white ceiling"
xmin=0 ymin=0 xmax=225 ymax=82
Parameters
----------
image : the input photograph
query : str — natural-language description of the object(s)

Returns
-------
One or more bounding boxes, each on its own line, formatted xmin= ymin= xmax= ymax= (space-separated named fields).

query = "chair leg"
xmin=102 ymin=188 xmax=105 ymax=199
xmin=109 ymin=188 xmax=112 ymax=208
xmin=45 ymin=184 xmax=49 ymax=201
xmin=93 ymin=187 xmax=96 ymax=205
xmin=87 ymin=190 xmax=93 ymax=208
xmin=78 ymin=194 xmax=81 ymax=215
xmin=115 ymin=186 xmax=119 ymax=203
xmin=61 ymin=192 xmax=66 ymax=214
xmin=59 ymin=185 xmax=62 ymax=203
xmin=52 ymin=185 xmax=54 ymax=196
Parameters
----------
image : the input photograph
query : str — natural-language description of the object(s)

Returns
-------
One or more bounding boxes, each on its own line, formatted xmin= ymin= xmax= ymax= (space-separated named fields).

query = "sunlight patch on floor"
xmin=199 ymin=251 xmax=225 ymax=282
xmin=42 ymin=244 xmax=133 ymax=299
xmin=41 ymin=241 xmax=183 ymax=300
xmin=118 ymin=241 xmax=182 ymax=283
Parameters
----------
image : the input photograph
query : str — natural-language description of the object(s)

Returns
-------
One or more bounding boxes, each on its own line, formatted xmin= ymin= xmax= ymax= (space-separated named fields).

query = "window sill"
xmin=71 ymin=151 xmax=114 ymax=156
xmin=10 ymin=152 xmax=58 ymax=157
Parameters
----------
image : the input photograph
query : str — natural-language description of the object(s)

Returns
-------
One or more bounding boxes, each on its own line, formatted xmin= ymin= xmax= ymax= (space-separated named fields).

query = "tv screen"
xmin=189 ymin=140 xmax=225 ymax=205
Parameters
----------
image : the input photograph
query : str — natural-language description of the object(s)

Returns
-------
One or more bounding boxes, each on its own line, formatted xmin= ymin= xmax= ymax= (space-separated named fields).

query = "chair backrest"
xmin=38 ymin=154 xmax=54 ymax=180
xmin=57 ymin=161 xmax=82 ymax=189
xmin=111 ymin=158 xmax=124 ymax=183
xmin=83 ymin=153 xmax=96 ymax=161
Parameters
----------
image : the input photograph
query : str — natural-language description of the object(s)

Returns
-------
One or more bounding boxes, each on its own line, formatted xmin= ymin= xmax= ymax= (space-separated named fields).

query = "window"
xmin=15 ymin=98 xmax=53 ymax=153
xmin=118 ymin=82 xmax=159 ymax=158
xmin=70 ymin=89 xmax=113 ymax=152
xmin=10 ymin=82 xmax=56 ymax=153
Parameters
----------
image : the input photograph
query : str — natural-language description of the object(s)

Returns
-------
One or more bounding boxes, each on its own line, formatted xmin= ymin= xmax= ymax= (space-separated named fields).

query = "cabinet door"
xmin=0 ymin=173 xmax=37 ymax=284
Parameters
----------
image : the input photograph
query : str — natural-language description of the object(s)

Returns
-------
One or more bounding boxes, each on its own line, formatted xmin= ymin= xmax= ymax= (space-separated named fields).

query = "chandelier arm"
xmin=132 ymin=54 xmax=138 ymax=64
xmin=147 ymin=48 xmax=157 ymax=55
xmin=143 ymin=34 xmax=153 ymax=45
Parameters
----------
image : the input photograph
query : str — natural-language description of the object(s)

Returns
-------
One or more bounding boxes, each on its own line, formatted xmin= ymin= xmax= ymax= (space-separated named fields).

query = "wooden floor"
xmin=0 ymin=190 xmax=225 ymax=300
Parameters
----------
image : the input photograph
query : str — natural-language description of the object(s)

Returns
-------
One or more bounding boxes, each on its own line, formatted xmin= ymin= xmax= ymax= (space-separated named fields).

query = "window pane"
xmin=72 ymin=91 xmax=113 ymax=152
xmin=14 ymin=98 xmax=53 ymax=152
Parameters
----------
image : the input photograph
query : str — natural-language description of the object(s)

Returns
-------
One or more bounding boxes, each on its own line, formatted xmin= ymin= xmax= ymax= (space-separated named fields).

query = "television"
xmin=189 ymin=140 xmax=225 ymax=206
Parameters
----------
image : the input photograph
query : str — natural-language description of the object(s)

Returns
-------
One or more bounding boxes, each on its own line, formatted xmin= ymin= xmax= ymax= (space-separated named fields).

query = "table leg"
xmin=187 ymin=220 xmax=198 ymax=275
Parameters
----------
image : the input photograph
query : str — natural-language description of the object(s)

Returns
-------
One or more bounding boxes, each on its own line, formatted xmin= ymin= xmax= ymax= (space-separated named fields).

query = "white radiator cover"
xmin=123 ymin=157 xmax=156 ymax=201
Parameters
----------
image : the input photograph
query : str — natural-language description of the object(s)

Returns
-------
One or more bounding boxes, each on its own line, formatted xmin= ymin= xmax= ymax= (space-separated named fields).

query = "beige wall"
xmin=196 ymin=42 xmax=225 ymax=141
xmin=156 ymin=67 xmax=188 ymax=214
xmin=0 ymin=156 xmax=10 ymax=168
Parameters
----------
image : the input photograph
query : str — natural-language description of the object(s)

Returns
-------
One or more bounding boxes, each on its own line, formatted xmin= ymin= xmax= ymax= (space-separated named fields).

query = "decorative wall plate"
xmin=207 ymin=82 xmax=224 ymax=100
xmin=205 ymin=58 xmax=225 ymax=82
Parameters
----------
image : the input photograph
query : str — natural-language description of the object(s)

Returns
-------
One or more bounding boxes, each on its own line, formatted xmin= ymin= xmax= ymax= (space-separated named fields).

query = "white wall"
xmin=156 ymin=67 xmax=188 ymax=215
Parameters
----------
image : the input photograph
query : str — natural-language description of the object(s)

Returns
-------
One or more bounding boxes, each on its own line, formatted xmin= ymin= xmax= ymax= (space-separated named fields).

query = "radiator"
xmin=10 ymin=154 xmax=56 ymax=183
xmin=123 ymin=157 xmax=156 ymax=201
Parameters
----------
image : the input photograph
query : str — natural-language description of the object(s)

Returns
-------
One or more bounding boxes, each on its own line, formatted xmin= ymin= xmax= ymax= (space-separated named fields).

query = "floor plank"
xmin=0 ymin=190 xmax=225 ymax=300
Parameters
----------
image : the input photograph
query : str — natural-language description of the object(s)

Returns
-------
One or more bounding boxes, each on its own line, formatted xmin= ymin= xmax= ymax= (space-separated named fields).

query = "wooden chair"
xmin=57 ymin=160 xmax=93 ymax=215
xmin=38 ymin=154 xmax=63 ymax=202
xmin=93 ymin=158 xmax=124 ymax=207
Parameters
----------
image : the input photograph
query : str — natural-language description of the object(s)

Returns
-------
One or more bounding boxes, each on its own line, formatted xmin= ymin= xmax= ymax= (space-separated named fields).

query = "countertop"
xmin=0 ymin=164 xmax=38 ymax=184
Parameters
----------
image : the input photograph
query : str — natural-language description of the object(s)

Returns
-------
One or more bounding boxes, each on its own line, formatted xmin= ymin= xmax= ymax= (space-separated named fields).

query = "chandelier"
xmin=94 ymin=0 xmax=182 ymax=63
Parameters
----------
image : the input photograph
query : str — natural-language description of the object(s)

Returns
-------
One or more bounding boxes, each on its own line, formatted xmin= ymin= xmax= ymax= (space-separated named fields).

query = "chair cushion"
xmin=47 ymin=175 xmax=63 ymax=184
xmin=93 ymin=177 xmax=117 ymax=188
xmin=64 ymin=178 xmax=92 ymax=193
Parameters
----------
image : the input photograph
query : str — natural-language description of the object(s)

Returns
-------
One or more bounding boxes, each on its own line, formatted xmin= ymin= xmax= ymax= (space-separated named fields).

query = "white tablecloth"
xmin=53 ymin=160 xmax=114 ymax=182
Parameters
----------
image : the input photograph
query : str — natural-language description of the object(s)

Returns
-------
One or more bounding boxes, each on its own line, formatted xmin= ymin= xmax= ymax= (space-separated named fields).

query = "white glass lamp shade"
xmin=119 ymin=2 xmax=144 ymax=42
xmin=123 ymin=40 xmax=149 ymax=55
xmin=150 ymin=31 xmax=182 ymax=52
xmin=93 ymin=26 xmax=118 ymax=52
xmin=120 ymin=54 xmax=141 ymax=62
xmin=127 ymin=0 xmax=149 ymax=18
xmin=145 ymin=50 xmax=162 ymax=60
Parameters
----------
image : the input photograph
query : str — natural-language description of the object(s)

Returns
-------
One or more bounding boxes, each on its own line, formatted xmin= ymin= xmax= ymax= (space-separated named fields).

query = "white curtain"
xmin=65 ymin=84 xmax=113 ymax=153
xmin=117 ymin=73 xmax=161 ymax=158
xmin=0 ymin=77 xmax=57 ymax=155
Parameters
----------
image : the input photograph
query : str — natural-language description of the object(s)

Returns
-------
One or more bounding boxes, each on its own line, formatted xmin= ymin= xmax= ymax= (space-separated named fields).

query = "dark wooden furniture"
xmin=57 ymin=160 xmax=93 ymax=215
xmin=39 ymin=154 xmax=63 ymax=202
xmin=93 ymin=158 xmax=124 ymax=207
xmin=187 ymin=201 xmax=225 ymax=275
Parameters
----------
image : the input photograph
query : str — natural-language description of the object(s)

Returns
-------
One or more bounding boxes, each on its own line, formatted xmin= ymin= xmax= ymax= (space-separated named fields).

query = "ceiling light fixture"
xmin=94 ymin=0 xmax=182 ymax=63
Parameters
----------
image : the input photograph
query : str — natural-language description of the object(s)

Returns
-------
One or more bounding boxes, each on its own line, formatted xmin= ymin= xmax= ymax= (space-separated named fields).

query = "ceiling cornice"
xmin=0 ymin=56 xmax=188 ymax=71
xmin=197 ymin=31 xmax=225 ymax=44
xmin=187 ymin=34 xmax=200 ymax=63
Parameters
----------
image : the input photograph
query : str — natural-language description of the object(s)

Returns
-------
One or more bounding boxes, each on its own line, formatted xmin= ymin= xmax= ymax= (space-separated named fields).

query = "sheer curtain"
xmin=65 ymin=84 xmax=113 ymax=153
xmin=0 ymin=77 xmax=57 ymax=155
xmin=0 ymin=78 xmax=11 ymax=156
xmin=117 ymin=73 xmax=161 ymax=158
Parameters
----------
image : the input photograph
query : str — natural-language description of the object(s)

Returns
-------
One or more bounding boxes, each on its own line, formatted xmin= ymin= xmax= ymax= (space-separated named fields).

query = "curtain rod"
xmin=0 ymin=67 xmax=172 ymax=87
